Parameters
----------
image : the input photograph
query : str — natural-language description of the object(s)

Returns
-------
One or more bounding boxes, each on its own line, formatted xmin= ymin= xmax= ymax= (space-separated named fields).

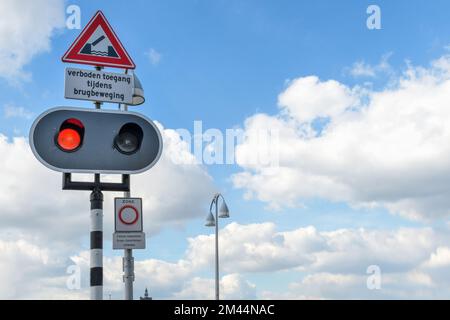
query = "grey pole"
xmin=215 ymin=195 xmax=219 ymax=300
xmin=121 ymin=81 xmax=134 ymax=300
xmin=123 ymin=247 xmax=134 ymax=300
xmin=123 ymin=187 xmax=134 ymax=300
xmin=91 ymin=65 xmax=103 ymax=300
xmin=206 ymin=193 xmax=229 ymax=300
xmin=90 ymin=182 xmax=103 ymax=300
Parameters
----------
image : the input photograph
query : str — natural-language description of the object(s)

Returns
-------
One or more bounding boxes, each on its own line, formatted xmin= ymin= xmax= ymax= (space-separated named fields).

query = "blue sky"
xmin=3 ymin=0 xmax=450 ymax=299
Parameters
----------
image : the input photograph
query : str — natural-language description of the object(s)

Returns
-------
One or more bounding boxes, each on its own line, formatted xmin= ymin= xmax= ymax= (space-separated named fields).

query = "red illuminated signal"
xmin=56 ymin=118 xmax=84 ymax=152
xmin=57 ymin=128 xmax=81 ymax=151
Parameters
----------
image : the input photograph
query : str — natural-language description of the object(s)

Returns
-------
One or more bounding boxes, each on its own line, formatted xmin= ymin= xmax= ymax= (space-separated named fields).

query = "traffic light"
xmin=29 ymin=107 xmax=163 ymax=174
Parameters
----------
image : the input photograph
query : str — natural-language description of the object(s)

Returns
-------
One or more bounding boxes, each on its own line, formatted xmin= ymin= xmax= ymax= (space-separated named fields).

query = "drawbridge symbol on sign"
xmin=80 ymin=32 xmax=118 ymax=58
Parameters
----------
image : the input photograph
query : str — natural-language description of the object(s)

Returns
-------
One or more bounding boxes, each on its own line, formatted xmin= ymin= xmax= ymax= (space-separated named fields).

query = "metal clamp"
xmin=63 ymin=173 xmax=130 ymax=192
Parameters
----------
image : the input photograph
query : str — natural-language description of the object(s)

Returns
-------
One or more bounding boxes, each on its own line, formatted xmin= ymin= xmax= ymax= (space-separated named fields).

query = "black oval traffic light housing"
xmin=114 ymin=123 xmax=143 ymax=155
xmin=30 ymin=107 xmax=162 ymax=174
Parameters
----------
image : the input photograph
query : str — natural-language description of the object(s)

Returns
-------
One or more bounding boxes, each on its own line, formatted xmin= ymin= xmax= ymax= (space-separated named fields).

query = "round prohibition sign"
xmin=118 ymin=205 xmax=139 ymax=225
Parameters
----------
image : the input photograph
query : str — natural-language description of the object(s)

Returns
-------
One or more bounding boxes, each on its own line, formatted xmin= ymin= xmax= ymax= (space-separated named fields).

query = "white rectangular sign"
xmin=115 ymin=197 xmax=143 ymax=232
xmin=113 ymin=232 xmax=146 ymax=249
xmin=64 ymin=67 xmax=134 ymax=104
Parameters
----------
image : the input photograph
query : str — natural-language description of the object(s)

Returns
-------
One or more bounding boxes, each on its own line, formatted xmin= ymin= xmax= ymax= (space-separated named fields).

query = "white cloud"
xmin=2 ymin=220 xmax=450 ymax=299
xmin=0 ymin=135 xmax=86 ymax=244
xmin=349 ymin=53 xmax=393 ymax=78
xmin=0 ymin=237 xmax=82 ymax=299
xmin=173 ymin=274 xmax=256 ymax=300
xmin=0 ymin=0 xmax=65 ymax=83
xmin=170 ymin=222 xmax=450 ymax=299
xmin=186 ymin=222 xmax=322 ymax=273
xmin=184 ymin=222 xmax=450 ymax=299
xmin=278 ymin=76 xmax=357 ymax=123
xmin=145 ymin=48 xmax=162 ymax=66
xmin=3 ymin=104 xmax=34 ymax=119
xmin=233 ymin=54 xmax=450 ymax=220
xmin=422 ymin=246 xmax=450 ymax=268
xmin=185 ymin=222 xmax=440 ymax=276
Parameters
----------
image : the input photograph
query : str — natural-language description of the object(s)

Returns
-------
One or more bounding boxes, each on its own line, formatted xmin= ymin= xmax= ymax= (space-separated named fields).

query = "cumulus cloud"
xmin=233 ymin=54 xmax=450 ymax=220
xmin=173 ymin=274 xmax=256 ymax=300
xmin=186 ymin=222 xmax=319 ymax=273
xmin=278 ymin=76 xmax=358 ymax=123
xmin=348 ymin=53 xmax=393 ymax=78
xmin=0 ymin=135 xmax=86 ymax=244
xmin=185 ymin=222 xmax=441 ymax=277
xmin=134 ymin=222 xmax=450 ymax=299
xmin=185 ymin=222 xmax=450 ymax=299
xmin=2 ymin=220 xmax=450 ymax=299
xmin=0 ymin=237 xmax=84 ymax=299
xmin=0 ymin=0 xmax=65 ymax=83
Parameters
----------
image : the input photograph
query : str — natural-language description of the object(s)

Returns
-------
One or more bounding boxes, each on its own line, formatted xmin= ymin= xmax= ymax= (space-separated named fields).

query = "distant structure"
xmin=140 ymin=288 xmax=152 ymax=300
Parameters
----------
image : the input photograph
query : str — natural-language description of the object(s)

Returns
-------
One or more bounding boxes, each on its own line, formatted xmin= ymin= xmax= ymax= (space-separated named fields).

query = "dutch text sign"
xmin=64 ymin=67 xmax=134 ymax=104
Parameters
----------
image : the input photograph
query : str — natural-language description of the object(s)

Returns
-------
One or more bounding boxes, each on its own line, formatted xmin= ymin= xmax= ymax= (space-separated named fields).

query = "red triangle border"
xmin=62 ymin=11 xmax=135 ymax=69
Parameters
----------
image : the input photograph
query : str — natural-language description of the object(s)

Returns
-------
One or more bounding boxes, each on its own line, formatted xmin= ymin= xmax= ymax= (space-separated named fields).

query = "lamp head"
xmin=131 ymin=73 xmax=145 ymax=106
xmin=218 ymin=200 xmax=230 ymax=218
xmin=205 ymin=212 xmax=216 ymax=227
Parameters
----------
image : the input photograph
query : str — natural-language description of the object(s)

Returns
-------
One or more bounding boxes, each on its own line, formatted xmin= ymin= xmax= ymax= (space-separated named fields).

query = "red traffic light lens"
xmin=57 ymin=128 xmax=81 ymax=151
xmin=56 ymin=118 xmax=84 ymax=152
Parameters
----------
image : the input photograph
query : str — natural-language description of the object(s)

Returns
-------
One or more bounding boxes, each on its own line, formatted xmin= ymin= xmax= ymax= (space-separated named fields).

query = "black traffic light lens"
xmin=56 ymin=118 xmax=84 ymax=152
xmin=114 ymin=123 xmax=143 ymax=155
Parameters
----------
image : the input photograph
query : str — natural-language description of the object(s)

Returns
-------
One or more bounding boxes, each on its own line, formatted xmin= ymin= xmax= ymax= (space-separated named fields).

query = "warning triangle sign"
xmin=62 ymin=11 xmax=135 ymax=69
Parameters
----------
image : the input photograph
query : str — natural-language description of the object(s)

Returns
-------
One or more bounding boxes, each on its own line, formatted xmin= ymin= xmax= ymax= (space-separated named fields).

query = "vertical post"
xmin=123 ymin=187 xmax=134 ymax=300
xmin=121 ymin=79 xmax=134 ymax=300
xmin=90 ymin=181 xmax=103 ymax=300
xmin=215 ymin=197 xmax=219 ymax=300
xmin=124 ymin=247 xmax=134 ymax=300
xmin=91 ymin=66 xmax=102 ymax=300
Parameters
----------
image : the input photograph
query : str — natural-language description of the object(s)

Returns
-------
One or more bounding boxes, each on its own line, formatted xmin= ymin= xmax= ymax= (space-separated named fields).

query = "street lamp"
xmin=205 ymin=193 xmax=230 ymax=300
xmin=130 ymin=73 xmax=145 ymax=106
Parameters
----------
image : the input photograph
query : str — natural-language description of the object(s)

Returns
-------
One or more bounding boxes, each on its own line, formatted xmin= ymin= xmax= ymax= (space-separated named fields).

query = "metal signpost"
xmin=29 ymin=10 xmax=161 ymax=300
xmin=113 ymin=197 xmax=145 ymax=300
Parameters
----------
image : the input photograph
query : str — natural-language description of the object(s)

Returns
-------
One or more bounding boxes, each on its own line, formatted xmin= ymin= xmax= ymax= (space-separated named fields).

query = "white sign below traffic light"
xmin=113 ymin=197 xmax=145 ymax=250
xmin=115 ymin=198 xmax=143 ymax=232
